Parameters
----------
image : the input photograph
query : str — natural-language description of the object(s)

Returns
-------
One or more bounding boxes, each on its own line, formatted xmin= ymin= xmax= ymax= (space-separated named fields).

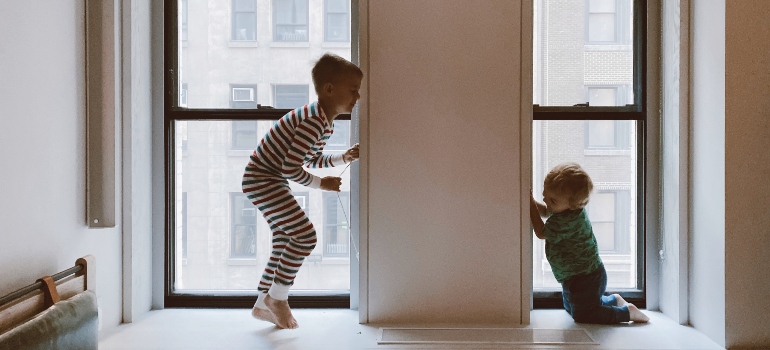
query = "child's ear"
xmin=322 ymin=82 xmax=334 ymax=95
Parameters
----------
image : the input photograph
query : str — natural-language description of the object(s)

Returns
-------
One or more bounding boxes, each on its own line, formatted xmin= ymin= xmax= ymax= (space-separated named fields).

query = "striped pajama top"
xmin=246 ymin=101 xmax=346 ymax=189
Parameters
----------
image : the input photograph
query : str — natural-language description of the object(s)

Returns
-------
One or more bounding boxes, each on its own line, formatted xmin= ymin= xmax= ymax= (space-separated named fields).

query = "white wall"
xmin=689 ymin=0 xmax=726 ymax=345
xmin=122 ymin=0 xmax=155 ymax=322
xmin=659 ymin=0 xmax=689 ymax=324
xmin=724 ymin=1 xmax=770 ymax=348
xmin=360 ymin=0 xmax=528 ymax=324
xmin=0 ymin=0 xmax=123 ymax=334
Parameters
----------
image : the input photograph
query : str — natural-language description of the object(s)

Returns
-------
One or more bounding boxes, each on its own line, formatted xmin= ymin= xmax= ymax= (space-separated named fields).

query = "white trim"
xmin=520 ymin=0 xmax=534 ymax=326
xmin=356 ymin=0 xmax=368 ymax=324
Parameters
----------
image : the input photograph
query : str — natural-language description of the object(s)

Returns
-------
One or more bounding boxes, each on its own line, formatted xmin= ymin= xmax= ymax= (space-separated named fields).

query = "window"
xmin=167 ymin=0 xmax=355 ymax=307
xmin=181 ymin=0 xmax=188 ymax=42
xmin=230 ymin=84 xmax=257 ymax=108
xmin=587 ymin=189 xmax=631 ymax=254
xmin=182 ymin=192 xmax=188 ymax=260
xmin=323 ymin=192 xmax=349 ymax=257
xmin=586 ymin=0 xmax=631 ymax=44
xmin=232 ymin=120 xmax=257 ymax=150
xmin=325 ymin=0 xmax=349 ymax=42
xmin=293 ymin=191 xmax=309 ymax=210
xmin=180 ymin=83 xmax=188 ymax=107
xmin=273 ymin=84 xmax=309 ymax=109
xmin=585 ymin=120 xmax=631 ymax=150
xmin=326 ymin=120 xmax=350 ymax=151
xmin=273 ymin=0 xmax=309 ymax=42
xmin=534 ymin=0 xmax=644 ymax=307
xmin=231 ymin=193 xmax=257 ymax=258
xmin=232 ymin=0 xmax=257 ymax=41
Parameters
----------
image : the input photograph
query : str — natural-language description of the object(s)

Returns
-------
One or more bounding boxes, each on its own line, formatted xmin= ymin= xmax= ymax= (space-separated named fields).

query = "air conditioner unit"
xmin=242 ymin=208 xmax=256 ymax=216
xmin=232 ymin=88 xmax=254 ymax=102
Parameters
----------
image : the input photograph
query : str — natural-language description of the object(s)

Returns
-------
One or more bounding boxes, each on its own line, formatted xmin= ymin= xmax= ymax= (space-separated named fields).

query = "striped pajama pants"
xmin=242 ymin=171 xmax=317 ymax=291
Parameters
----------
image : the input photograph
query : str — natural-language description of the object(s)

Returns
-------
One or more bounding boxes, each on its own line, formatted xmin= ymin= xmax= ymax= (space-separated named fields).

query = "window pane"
xmin=326 ymin=120 xmax=350 ymax=150
xmin=532 ymin=120 xmax=637 ymax=289
xmin=326 ymin=13 xmax=348 ymax=42
xmin=233 ymin=13 xmax=256 ymax=40
xmin=234 ymin=0 xmax=256 ymax=11
xmin=588 ymin=13 xmax=615 ymax=42
xmin=180 ymin=0 xmax=350 ymax=109
xmin=175 ymin=120 xmax=352 ymax=291
xmin=274 ymin=0 xmax=309 ymax=42
xmin=588 ymin=87 xmax=617 ymax=106
xmin=589 ymin=0 xmax=615 ymax=13
xmin=274 ymin=85 xmax=309 ymax=108
xmin=533 ymin=0 xmax=632 ymax=106
xmin=587 ymin=120 xmax=615 ymax=147
xmin=592 ymin=222 xmax=616 ymax=251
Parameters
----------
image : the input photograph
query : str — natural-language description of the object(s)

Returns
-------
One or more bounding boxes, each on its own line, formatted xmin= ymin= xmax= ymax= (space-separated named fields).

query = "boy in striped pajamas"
xmin=529 ymin=162 xmax=649 ymax=324
xmin=242 ymin=53 xmax=362 ymax=329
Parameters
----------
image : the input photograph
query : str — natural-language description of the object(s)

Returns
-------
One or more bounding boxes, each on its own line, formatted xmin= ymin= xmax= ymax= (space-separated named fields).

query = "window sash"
xmin=232 ymin=0 xmax=257 ymax=41
xmin=164 ymin=0 xmax=356 ymax=309
xmin=532 ymin=0 xmax=645 ymax=308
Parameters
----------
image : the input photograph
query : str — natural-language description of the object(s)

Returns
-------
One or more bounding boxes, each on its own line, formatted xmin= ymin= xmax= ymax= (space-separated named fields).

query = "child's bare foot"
xmin=627 ymin=303 xmax=650 ymax=323
xmin=265 ymin=294 xmax=298 ymax=329
xmin=613 ymin=293 xmax=628 ymax=307
xmin=251 ymin=306 xmax=279 ymax=326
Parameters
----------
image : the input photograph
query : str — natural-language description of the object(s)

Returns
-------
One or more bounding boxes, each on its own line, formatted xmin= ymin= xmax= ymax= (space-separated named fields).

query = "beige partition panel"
xmin=360 ymin=0 xmax=530 ymax=325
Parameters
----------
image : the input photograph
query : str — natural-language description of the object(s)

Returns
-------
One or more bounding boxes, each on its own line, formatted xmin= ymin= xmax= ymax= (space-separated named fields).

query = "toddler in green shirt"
xmin=530 ymin=162 xmax=649 ymax=324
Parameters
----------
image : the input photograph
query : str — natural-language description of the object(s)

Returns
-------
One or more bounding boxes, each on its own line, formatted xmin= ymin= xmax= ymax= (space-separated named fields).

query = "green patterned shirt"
xmin=543 ymin=208 xmax=602 ymax=283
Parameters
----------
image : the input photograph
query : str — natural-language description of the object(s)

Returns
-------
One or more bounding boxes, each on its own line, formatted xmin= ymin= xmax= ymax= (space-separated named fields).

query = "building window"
xmin=273 ymin=0 xmax=309 ymax=42
xmin=273 ymin=84 xmax=309 ymax=109
xmin=231 ymin=193 xmax=257 ymax=258
xmin=181 ymin=0 xmax=188 ymax=42
xmin=182 ymin=192 xmax=188 ymax=260
xmin=180 ymin=83 xmax=188 ymax=107
xmin=323 ymin=192 xmax=349 ymax=257
xmin=230 ymin=84 xmax=258 ymax=150
xmin=230 ymin=84 xmax=257 ymax=109
xmin=325 ymin=0 xmax=349 ymax=42
xmin=584 ymin=86 xmax=631 ymax=150
xmin=231 ymin=121 xmax=257 ymax=150
xmin=586 ymin=189 xmax=631 ymax=253
xmin=585 ymin=120 xmax=631 ymax=150
xmin=232 ymin=0 xmax=257 ymax=41
xmin=586 ymin=0 xmax=631 ymax=44
xmin=294 ymin=191 xmax=309 ymax=211
xmin=326 ymin=120 xmax=350 ymax=151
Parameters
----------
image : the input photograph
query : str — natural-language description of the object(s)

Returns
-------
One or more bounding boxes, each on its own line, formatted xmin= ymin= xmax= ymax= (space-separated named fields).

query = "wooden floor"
xmin=99 ymin=309 xmax=724 ymax=350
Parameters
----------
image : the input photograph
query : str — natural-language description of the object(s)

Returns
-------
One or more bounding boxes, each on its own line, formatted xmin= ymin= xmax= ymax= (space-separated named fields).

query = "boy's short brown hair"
xmin=544 ymin=162 xmax=593 ymax=209
xmin=311 ymin=53 xmax=363 ymax=94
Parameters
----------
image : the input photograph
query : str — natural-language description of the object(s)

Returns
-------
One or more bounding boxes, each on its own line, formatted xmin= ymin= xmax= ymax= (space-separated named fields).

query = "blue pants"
xmin=561 ymin=263 xmax=630 ymax=324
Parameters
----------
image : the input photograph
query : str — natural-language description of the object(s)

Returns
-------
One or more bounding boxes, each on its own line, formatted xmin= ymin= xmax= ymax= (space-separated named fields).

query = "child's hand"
xmin=343 ymin=143 xmax=360 ymax=163
xmin=321 ymin=176 xmax=342 ymax=192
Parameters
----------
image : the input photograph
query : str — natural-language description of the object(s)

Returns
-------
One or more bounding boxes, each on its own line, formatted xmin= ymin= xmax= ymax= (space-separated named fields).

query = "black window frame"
xmin=533 ymin=0 xmax=646 ymax=309
xmin=163 ymin=0 xmax=354 ymax=308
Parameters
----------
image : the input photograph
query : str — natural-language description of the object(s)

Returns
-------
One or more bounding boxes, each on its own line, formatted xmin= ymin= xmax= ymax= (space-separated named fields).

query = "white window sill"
xmin=228 ymin=40 xmax=258 ymax=48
